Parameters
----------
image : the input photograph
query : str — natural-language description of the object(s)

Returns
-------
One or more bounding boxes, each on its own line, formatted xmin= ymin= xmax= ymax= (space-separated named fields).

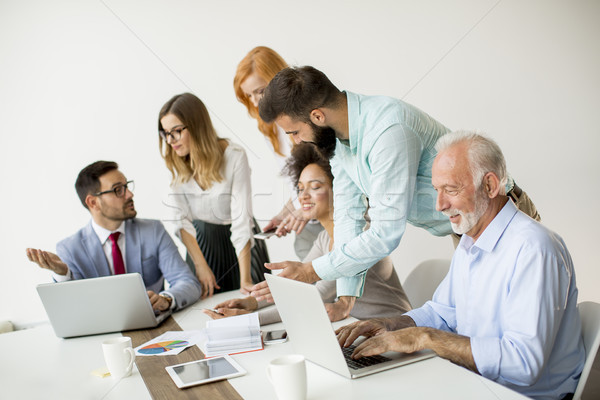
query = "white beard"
xmin=443 ymin=193 xmax=489 ymax=235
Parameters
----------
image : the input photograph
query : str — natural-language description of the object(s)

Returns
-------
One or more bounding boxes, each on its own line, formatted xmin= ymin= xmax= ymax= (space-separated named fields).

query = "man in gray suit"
xmin=27 ymin=161 xmax=201 ymax=311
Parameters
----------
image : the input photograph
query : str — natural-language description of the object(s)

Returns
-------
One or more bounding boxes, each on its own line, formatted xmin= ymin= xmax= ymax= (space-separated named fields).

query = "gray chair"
xmin=573 ymin=301 xmax=600 ymax=400
xmin=403 ymin=259 xmax=451 ymax=309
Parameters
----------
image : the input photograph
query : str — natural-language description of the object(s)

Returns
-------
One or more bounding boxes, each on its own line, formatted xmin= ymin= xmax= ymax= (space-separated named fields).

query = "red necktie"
xmin=109 ymin=232 xmax=126 ymax=275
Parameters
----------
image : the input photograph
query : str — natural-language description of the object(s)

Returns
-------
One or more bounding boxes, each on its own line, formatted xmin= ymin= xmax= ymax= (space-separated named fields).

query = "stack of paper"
xmin=202 ymin=313 xmax=263 ymax=357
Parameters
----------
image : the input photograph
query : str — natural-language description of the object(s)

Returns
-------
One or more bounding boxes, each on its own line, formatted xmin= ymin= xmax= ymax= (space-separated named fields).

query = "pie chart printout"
xmin=138 ymin=340 xmax=189 ymax=355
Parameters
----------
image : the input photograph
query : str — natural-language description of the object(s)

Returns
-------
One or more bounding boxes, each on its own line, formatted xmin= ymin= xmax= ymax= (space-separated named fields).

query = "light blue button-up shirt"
xmin=312 ymin=91 xmax=453 ymax=296
xmin=406 ymin=200 xmax=584 ymax=400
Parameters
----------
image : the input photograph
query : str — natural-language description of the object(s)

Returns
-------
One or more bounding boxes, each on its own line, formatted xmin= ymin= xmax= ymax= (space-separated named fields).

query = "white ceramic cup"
xmin=266 ymin=354 xmax=307 ymax=400
xmin=102 ymin=337 xmax=135 ymax=379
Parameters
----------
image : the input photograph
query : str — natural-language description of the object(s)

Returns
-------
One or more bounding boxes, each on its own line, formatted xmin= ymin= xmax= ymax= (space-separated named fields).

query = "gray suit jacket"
xmin=56 ymin=218 xmax=201 ymax=310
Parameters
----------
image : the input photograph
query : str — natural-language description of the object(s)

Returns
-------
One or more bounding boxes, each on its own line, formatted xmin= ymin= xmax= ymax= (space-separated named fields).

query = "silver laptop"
xmin=265 ymin=273 xmax=435 ymax=379
xmin=37 ymin=273 xmax=171 ymax=338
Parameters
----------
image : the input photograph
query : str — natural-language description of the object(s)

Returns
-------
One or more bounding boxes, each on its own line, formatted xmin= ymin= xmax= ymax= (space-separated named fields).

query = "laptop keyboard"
xmin=342 ymin=344 xmax=392 ymax=370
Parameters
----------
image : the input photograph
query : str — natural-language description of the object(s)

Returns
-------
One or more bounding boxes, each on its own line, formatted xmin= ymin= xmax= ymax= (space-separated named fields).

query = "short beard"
xmin=309 ymin=122 xmax=337 ymax=160
xmin=443 ymin=189 xmax=489 ymax=235
xmin=123 ymin=199 xmax=137 ymax=220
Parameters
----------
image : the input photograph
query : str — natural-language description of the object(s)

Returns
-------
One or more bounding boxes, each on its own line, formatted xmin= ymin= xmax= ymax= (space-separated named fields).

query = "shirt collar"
xmin=463 ymin=199 xmax=518 ymax=253
xmin=91 ymin=219 xmax=126 ymax=245
xmin=344 ymin=90 xmax=360 ymax=154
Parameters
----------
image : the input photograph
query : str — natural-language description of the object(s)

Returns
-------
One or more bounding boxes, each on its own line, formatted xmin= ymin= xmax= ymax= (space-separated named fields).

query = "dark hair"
xmin=284 ymin=143 xmax=334 ymax=186
xmin=75 ymin=161 xmax=118 ymax=209
xmin=258 ymin=66 xmax=343 ymax=123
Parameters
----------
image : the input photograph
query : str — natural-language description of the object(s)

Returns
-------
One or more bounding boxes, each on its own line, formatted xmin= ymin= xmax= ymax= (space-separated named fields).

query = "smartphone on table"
xmin=262 ymin=329 xmax=287 ymax=344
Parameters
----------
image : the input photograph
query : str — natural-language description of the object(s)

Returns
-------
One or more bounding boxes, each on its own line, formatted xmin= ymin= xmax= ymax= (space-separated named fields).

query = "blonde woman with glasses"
xmin=158 ymin=92 xmax=269 ymax=298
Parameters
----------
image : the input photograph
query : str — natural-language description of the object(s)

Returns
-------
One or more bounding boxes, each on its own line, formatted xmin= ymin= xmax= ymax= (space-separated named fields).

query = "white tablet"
xmin=165 ymin=355 xmax=246 ymax=388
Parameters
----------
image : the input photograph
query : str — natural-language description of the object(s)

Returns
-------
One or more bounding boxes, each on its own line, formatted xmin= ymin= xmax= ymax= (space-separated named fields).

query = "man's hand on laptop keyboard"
xmin=336 ymin=316 xmax=422 ymax=359
xmin=336 ymin=315 xmax=418 ymax=348
xmin=336 ymin=319 xmax=390 ymax=349
xmin=250 ymin=261 xmax=320 ymax=302
xmin=348 ymin=328 xmax=425 ymax=360
xmin=148 ymin=290 xmax=171 ymax=312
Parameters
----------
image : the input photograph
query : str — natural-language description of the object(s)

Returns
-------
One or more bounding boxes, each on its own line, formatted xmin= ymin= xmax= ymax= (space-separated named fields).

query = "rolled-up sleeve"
xmin=313 ymin=150 xmax=367 ymax=296
xmin=313 ymin=125 xmax=421 ymax=297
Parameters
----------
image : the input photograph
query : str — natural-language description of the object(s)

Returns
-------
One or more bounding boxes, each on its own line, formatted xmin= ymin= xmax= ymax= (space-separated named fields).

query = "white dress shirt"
xmin=165 ymin=141 xmax=254 ymax=256
xmin=91 ymin=220 xmax=126 ymax=274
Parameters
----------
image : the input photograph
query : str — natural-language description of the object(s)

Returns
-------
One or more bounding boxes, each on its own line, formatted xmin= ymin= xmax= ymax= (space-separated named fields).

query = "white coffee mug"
xmin=102 ymin=337 xmax=135 ymax=379
xmin=266 ymin=354 xmax=307 ymax=400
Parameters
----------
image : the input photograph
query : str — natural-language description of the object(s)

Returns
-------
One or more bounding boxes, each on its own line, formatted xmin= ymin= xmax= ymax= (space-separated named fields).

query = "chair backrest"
xmin=573 ymin=301 xmax=600 ymax=400
xmin=403 ymin=259 xmax=451 ymax=309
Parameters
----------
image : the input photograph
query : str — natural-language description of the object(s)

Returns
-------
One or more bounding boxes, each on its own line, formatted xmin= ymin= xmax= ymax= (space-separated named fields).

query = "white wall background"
xmin=1 ymin=0 xmax=599 ymax=326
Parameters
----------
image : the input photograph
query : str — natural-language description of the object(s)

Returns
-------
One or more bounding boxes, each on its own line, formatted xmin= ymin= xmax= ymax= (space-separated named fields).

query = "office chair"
xmin=403 ymin=259 xmax=450 ymax=309
xmin=573 ymin=301 xmax=600 ymax=400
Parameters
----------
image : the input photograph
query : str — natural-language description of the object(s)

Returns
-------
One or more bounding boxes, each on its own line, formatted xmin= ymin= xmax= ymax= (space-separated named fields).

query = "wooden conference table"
xmin=1 ymin=290 xmax=529 ymax=400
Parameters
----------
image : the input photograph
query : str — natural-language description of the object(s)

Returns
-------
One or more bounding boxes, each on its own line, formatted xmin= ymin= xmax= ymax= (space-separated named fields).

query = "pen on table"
xmin=205 ymin=308 xmax=224 ymax=315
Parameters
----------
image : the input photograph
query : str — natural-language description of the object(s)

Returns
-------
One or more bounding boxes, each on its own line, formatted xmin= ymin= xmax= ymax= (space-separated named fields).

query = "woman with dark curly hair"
xmin=205 ymin=143 xmax=412 ymax=324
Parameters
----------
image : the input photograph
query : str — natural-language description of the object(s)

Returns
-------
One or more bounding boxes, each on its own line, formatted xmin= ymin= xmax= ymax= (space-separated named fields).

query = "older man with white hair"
xmin=336 ymin=131 xmax=585 ymax=400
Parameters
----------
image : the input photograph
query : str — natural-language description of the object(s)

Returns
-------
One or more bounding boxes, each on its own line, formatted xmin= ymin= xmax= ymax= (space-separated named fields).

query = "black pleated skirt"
xmin=185 ymin=219 xmax=270 ymax=293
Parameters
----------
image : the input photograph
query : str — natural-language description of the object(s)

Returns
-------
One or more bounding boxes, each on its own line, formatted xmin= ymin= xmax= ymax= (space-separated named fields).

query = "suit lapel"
xmin=125 ymin=219 xmax=142 ymax=274
xmin=82 ymin=222 xmax=111 ymax=277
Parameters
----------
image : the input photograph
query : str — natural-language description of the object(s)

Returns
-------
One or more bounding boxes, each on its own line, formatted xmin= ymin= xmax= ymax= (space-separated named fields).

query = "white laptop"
xmin=265 ymin=273 xmax=435 ymax=379
xmin=37 ymin=273 xmax=171 ymax=338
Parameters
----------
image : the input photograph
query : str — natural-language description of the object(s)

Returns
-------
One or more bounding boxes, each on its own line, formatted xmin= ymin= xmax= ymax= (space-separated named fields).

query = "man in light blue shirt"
xmin=337 ymin=131 xmax=584 ymax=400
xmin=250 ymin=65 xmax=455 ymax=307
xmin=251 ymin=66 xmax=538 ymax=318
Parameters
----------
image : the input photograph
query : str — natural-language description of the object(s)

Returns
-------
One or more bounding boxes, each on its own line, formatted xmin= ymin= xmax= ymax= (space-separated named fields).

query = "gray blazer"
xmin=56 ymin=218 xmax=201 ymax=310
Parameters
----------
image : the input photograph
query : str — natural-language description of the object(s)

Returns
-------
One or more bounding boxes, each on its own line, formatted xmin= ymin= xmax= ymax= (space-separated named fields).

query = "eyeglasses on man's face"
xmin=95 ymin=181 xmax=135 ymax=198
xmin=159 ymin=125 xmax=187 ymax=142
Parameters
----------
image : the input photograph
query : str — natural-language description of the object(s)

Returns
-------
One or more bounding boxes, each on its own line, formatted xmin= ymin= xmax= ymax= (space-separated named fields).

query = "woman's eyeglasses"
xmin=159 ymin=126 xmax=187 ymax=142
